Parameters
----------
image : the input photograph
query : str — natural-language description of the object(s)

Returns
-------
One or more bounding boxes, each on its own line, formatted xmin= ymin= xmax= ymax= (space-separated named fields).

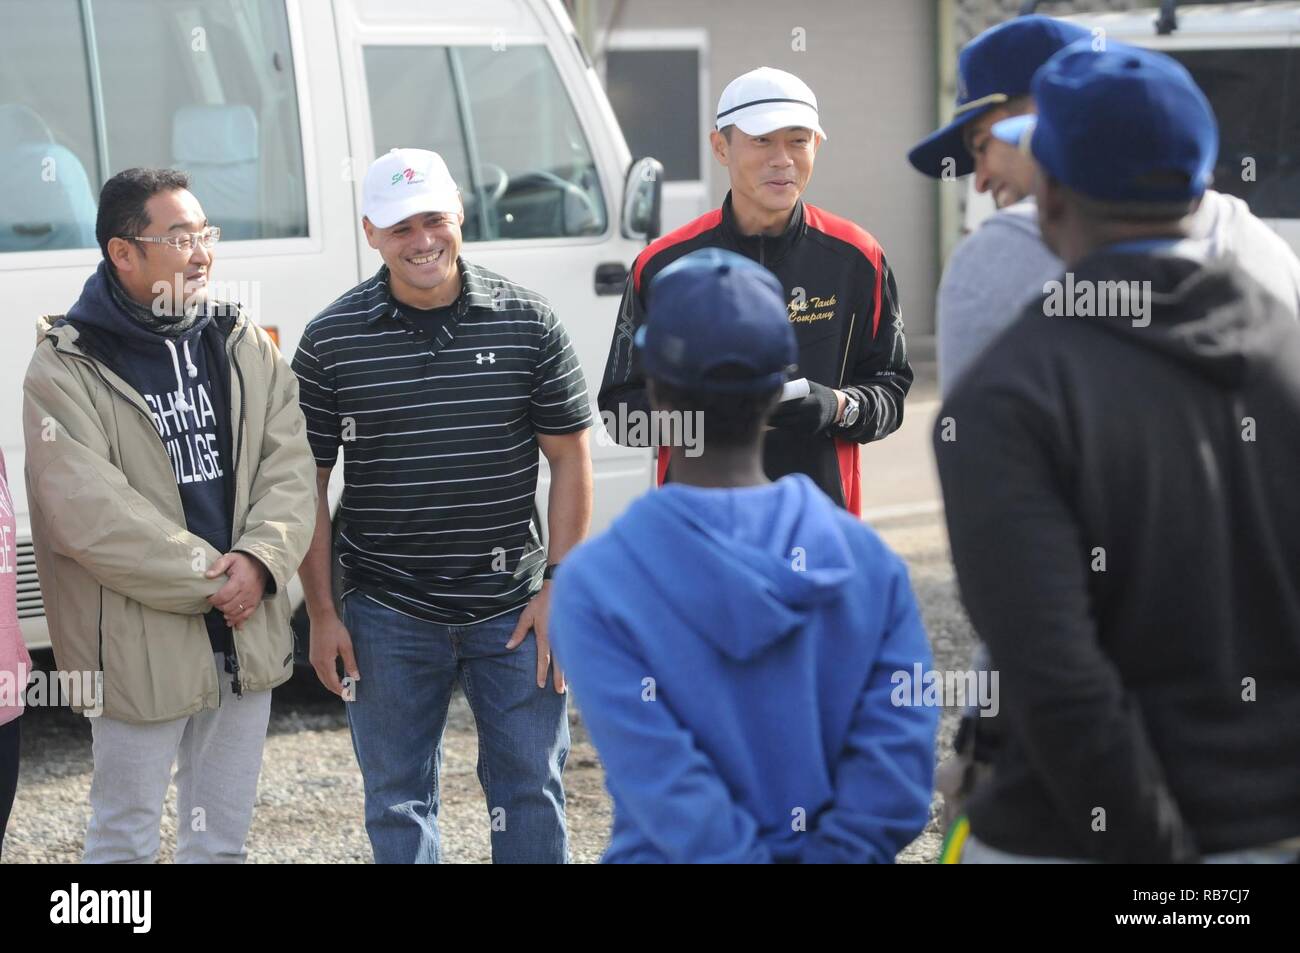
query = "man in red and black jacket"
xmin=599 ymin=67 xmax=911 ymax=513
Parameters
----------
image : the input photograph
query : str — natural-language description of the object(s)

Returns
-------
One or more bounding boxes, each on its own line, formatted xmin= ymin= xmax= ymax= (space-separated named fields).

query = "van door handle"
xmin=594 ymin=262 xmax=628 ymax=296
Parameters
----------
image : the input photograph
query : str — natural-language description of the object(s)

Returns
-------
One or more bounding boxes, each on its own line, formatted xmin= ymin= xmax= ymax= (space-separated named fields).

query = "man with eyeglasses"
xmin=22 ymin=167 xmax=317 ymax=862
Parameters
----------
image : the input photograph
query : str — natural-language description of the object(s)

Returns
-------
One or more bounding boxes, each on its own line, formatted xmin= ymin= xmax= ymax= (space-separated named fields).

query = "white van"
xmin=0 ymin=0 xmax=662 ymax=653
xmin=966 ymin=0 xmax=1300 ymax=252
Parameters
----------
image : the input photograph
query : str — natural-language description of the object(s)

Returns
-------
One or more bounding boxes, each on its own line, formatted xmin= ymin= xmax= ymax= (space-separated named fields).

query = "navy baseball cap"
xmin=637 ymin=248 xmax=796 ymax=394
xmin=908 ymin=15 xmax=1090 ymax=178
xmin=990 ymin=41 xmax=1218 ymax=203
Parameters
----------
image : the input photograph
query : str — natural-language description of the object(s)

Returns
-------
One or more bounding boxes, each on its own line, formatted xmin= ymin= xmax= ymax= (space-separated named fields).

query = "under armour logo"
xmin=476 ymin=352 xmax=496 ymax=365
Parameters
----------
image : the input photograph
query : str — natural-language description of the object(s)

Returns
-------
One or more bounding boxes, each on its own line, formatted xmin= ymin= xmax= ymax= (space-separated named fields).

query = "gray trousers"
xmin=84 ymin=655 xmax=271 ymax=864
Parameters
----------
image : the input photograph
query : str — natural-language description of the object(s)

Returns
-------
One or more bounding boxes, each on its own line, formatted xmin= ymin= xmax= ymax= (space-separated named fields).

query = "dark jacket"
xmin=599 ymin=193 xmax=912 ymax=513
xmin=934 ymin=250 xmax=1300 ymax=862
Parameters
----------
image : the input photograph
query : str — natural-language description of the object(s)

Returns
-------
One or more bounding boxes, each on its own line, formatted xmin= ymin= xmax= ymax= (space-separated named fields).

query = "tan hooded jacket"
xmin=22 ymin=308 xmax=316 ymax=723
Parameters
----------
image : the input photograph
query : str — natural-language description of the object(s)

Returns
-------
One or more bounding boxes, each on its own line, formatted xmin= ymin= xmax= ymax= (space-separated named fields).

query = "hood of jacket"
xmin=610 ymin=474 xmax=854 ymax=662
xmin=62 ymin=260 xmax=220 ymax=412
xmin=1062 ymin=249 xmax=1296 ymax=390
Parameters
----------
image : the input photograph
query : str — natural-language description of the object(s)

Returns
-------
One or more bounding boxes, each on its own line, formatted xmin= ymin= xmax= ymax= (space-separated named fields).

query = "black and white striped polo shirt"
xmin=291 ymin=260 xmax=591 ymax=625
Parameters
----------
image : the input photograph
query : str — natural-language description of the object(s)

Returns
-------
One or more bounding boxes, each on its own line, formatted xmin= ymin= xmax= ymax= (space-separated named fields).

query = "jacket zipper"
xmin=837 ymin=311 xmax=858 ymax=387
xmin=96 ymin=585 xmax=104 ymax=709
xmin=226 ymin=320 xmax=249 ymax=698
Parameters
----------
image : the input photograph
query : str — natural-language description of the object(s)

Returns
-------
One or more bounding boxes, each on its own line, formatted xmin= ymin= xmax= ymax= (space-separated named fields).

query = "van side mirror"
xmin=622 ymin=157 xmax=663 ymax=244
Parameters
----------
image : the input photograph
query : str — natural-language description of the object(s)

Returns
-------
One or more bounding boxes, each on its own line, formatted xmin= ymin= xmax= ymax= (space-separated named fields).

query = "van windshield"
xmin=365 ymin=43 xmax=608 ymax=242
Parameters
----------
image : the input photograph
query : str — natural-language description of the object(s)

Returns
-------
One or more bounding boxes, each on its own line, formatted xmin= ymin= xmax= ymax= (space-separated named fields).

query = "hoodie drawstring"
xmin=165 ymin=338 xmax=199 ymax=413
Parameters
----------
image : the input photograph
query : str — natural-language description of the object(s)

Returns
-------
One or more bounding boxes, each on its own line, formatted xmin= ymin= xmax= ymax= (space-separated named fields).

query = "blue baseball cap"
xmin=637 ymin=248 xmax=796 ymax=394
xmin=908 ymin=15 xmax=1091 ymax=179
xmin=990 ymin=41 xmax=1218 ymax=204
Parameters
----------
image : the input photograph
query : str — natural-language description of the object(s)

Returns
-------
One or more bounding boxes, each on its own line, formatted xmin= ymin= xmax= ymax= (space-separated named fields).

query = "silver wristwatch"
xmin=839 ymin=392 xmax=861 ymax=429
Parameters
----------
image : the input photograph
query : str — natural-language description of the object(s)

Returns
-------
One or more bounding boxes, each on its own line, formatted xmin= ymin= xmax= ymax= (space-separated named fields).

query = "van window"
xmin=364 ymin=44 xmax=607 ymax=242
xmin=0 ymin=0 xmax=309 ymax=253
xmin=0 ymin=0 xmax=99 ymax=252
xmin=1170 ymin=47 xmax=1300 ymax=220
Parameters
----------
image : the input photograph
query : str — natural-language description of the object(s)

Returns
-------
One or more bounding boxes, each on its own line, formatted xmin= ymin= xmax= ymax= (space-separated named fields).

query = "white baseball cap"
xmin=362 ymin=148 xmax=461 ymax=228
xmin=715 ymin=67 xmax=826 ymax=140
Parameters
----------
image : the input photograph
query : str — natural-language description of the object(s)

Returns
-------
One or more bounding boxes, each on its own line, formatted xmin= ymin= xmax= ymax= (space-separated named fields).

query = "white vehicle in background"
xmin=0 ymin=0 xmax=662 ymax=656
xmin=967 ymin=0 xmax=1300 ymax=256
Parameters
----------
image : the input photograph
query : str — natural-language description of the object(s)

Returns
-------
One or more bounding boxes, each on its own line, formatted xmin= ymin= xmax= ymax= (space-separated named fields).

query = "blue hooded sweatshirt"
xmin=551 ymin=474 xmax=937 ymax=863
xmin=61 ymin=261 xmax=236 ymax=654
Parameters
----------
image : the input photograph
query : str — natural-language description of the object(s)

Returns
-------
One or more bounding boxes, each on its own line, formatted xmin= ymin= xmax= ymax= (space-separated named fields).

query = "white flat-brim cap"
xmin=715 ymin=67 xmax=826 ymax=140
xmin=362 ymin=148 xmax=461 ymax=228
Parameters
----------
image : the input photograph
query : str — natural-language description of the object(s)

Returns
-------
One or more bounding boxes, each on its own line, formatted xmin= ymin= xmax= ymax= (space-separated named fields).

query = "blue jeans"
xmin=343 ymin=592 xmax=569 ymax=864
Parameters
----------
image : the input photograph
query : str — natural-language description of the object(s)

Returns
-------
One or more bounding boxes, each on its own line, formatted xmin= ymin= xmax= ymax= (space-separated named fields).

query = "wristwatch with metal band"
xmin=838 ymin=392 xmax=861 ymax=430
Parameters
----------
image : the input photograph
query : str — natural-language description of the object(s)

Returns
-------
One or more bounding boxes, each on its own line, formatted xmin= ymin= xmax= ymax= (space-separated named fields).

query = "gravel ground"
xmin=3 ymin=510 xmax=974 ymax=865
